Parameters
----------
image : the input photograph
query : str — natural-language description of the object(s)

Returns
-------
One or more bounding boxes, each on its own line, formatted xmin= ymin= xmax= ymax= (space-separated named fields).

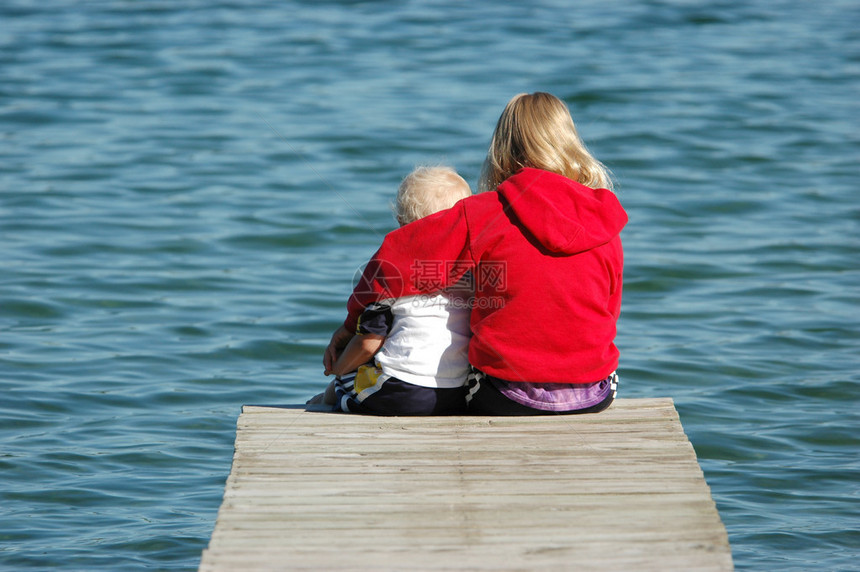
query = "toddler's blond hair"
xmin=395 ymin=166 xmax=472 ymax=225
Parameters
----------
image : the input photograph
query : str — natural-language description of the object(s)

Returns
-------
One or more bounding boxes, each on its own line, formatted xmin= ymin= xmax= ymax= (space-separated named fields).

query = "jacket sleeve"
xmin=344 ymin=201 xmax=473 ymax=331
xmin=607 ymin=236 xmax=624 ymax=322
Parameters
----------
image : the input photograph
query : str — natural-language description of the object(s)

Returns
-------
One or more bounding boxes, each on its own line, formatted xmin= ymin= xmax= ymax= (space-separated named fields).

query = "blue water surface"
xmin=1 ymin=1 xmax=858 ymax=570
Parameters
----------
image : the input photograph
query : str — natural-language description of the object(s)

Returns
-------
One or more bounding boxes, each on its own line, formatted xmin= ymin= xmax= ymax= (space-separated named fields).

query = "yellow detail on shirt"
xmin=354 ymin=364 xmax=383 ymax=393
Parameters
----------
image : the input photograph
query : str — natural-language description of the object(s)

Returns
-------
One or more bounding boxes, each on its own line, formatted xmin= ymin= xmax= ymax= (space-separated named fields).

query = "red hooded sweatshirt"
xmin=344 ymin=168 xmax=628 ymax=384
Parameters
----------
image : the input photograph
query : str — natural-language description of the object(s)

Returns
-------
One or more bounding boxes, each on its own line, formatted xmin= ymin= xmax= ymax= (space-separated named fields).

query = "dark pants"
xmin=466 ymin=372 xmax=616 ymax=416
xmin=334 ymin=374 xmax=467 ymax=416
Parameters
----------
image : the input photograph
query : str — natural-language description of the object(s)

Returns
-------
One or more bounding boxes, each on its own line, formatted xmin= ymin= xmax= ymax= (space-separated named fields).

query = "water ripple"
xmin=2 ymin=0 xmax=858 ymax=570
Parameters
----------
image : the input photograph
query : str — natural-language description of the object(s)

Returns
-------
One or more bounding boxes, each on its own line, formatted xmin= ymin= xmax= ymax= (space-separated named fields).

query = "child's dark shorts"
xmin=333 ymin=364 xmax=467 ymax=416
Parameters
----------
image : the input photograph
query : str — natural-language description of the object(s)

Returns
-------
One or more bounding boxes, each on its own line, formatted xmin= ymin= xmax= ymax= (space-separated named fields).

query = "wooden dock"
xmin=199 ymin=398 xmax=733 ymax=571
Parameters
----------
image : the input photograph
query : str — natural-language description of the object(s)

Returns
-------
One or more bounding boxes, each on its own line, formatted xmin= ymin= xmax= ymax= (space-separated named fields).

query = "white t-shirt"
xmin=359 ymin=289 xmax=471 ymax=389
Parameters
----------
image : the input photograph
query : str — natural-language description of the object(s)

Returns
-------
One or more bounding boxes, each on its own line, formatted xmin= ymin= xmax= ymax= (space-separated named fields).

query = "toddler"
xmin=314 ymin=166 xmax=473 ymax=415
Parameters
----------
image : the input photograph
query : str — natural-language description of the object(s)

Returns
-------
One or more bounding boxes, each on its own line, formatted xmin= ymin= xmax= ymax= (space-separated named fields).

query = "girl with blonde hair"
xmin=479 ymin=92 xmax=613 ymax=193
xmin=326 ymin=92 xmax=627 ymax=415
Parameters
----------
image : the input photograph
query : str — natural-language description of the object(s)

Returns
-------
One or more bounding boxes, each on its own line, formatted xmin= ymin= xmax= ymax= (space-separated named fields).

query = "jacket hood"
xmin=496 ymin=168 xmax=627 ymax=254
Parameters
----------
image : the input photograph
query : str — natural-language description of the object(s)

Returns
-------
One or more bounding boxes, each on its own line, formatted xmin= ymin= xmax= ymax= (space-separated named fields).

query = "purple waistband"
xmin=489 ymin=373 xmax=617 ymax=412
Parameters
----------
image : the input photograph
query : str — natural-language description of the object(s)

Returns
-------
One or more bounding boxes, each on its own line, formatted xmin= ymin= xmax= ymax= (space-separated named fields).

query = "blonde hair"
xmin=395 ymin=166 xmax=472 ymax=225
xmin=479 ymin=92 xmax=613 ymax=192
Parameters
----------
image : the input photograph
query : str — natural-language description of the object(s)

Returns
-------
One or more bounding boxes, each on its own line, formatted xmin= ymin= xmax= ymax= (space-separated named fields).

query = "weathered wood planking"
xmin=199 ymin=398 xmax=733 ymax=571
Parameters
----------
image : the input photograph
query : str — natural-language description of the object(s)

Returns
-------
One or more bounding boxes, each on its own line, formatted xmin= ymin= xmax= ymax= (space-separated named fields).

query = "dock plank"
xmin=200 ymin=398 xmax=733 ymax=571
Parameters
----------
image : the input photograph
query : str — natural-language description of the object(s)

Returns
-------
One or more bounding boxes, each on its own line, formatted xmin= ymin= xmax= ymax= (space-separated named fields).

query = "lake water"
xmin=1 ymin=1 xmax=858 ymax=569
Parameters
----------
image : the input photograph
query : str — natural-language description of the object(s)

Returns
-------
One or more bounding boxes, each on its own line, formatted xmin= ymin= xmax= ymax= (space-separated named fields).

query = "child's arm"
xmin=323 ymin=325 xmax=354 ymax=374
xmin=344 ymin=203 xmax=471 ymax=332
xmin=329 ymin=333 xmax=385 ymax=377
